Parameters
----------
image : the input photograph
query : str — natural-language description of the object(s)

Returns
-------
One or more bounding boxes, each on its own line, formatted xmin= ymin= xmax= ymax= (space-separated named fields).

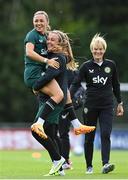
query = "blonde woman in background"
xmin=70 ymin=33 xmax=124 ymax=174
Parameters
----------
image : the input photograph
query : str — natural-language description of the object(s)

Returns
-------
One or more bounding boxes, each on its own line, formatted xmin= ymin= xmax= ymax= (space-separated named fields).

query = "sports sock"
xmin=36 ymin=117 xmax=45 ymax=125
xmin=71 ymin=119 xmax=81 ymax=128
xmin=63 ymin=103 xmax=76 ymax=120
xmin=63 ymin=103 xmax=82 ymax=128
xmin=40 ymin=98 xmax=57 ymax=120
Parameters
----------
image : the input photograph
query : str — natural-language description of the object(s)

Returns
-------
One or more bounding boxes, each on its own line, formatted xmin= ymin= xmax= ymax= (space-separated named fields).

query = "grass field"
xmin=0 ymin=150 xmax=128 ymax=179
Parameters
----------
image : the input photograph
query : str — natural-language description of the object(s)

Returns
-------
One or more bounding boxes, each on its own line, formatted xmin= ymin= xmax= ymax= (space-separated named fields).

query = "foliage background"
xmin=0 ymin=0 xmax=128 ymax=124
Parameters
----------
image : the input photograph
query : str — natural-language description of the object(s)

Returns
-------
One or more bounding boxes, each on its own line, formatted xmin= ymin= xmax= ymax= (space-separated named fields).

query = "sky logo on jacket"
xmin=93 ymin=75 xmax=108 ymax=85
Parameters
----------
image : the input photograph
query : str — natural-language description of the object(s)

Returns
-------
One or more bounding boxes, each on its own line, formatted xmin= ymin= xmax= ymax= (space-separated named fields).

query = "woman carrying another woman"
xmin=24 ymin=10 xmax=95 ymax=139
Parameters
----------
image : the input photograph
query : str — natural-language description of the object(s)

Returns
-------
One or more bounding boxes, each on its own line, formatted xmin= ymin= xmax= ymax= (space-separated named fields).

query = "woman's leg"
xmin=36 ymin=79 xmax=64 ymax=103
xmin=83 ymin=108 xmax=98 ymax=171
xmin=31 ymin=79 xmax=64 ymax=137
xmin=63 ymin=90 xmax=95 ymax=135
xmin=31 ymin=122 xmax=65 ymax=175
xmin=59 ymin=112 xmax=71 ymax=161
xmin=58 ymin=113 xmax=72 ymax=169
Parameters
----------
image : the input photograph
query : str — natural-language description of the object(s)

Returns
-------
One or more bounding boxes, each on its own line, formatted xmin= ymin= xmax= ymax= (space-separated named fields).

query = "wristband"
xmin=43 ymin=58 xmax=48 ymax=63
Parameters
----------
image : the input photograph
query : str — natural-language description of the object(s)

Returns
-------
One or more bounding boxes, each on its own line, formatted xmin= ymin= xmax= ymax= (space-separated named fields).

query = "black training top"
xmin=70 ymin=58 xmax=122 ymax=108
xmin=34 ymin=52 xmax=68 ymax=106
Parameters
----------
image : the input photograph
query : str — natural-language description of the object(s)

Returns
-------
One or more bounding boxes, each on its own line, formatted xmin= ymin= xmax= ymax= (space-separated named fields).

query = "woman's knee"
xmin=41 ymin=84 xmax=64 ymax=102
xmin=101 ymin=131 xmax=110 ymax=140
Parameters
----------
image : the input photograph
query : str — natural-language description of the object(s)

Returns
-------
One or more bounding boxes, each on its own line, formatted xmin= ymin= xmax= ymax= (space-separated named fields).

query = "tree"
xmin=0 ymin=0 xmax=128 ymax=124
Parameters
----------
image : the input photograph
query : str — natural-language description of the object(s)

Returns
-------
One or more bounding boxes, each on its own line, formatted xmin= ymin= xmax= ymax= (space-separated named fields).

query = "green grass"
xmin=0 ymin=150 xmax=128 ymax=179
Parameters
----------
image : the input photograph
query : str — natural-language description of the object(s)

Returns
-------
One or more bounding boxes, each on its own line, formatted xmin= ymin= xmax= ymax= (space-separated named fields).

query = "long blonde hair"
xmin=49 ymin=30 xmax=78 ymax=70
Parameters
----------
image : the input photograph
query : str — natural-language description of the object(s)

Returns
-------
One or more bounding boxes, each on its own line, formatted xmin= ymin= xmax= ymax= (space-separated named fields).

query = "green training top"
xmin=24 ymin=29 xmax=47 ymax=88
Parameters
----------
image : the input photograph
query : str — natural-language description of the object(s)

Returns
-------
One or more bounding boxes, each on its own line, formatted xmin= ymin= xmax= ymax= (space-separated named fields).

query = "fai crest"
xmin=104 ymin=67 xmax=111 ymax=73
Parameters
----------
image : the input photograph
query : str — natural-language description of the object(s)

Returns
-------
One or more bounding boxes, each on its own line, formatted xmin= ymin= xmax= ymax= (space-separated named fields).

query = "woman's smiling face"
xmin=47 ymin=32 xmax=60 ymax=52
xmin=91 ymin=42 xmax=105 ymax=61
xmin=33 ymin=14 xmax=48 ymax=34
